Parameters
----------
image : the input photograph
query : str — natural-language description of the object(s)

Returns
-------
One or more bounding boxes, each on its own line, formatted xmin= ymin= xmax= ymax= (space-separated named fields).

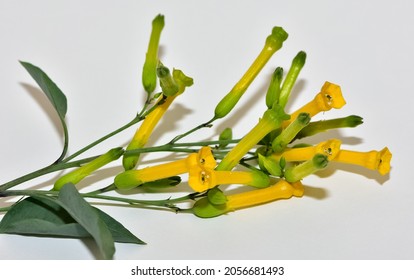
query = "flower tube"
xmin=271 ymin=139 xmax=342 ymax=162
xmin=192 ymin=180 xmax=304 ymax=218
xmin=116 ymin=146 xmax=215 ymax=190
xmin=123 ymin=69 xmax=193 ymax=170
xmin=332 ymin=147 xmax=392 ymax=175
xmin=284 ymin=81 xmax=346 ymax=127
xmin=216 ymin=106 xmax=290 ymax=171
xmin=214 ymin=27 xmax=288 ymax=119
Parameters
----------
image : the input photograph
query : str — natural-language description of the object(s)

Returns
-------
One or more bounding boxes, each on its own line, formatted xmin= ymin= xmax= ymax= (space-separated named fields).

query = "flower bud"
xmin=142 ymin=14 xmax=165 ymax=94
xmin=53 ymin=148 xmax=124 ymax=190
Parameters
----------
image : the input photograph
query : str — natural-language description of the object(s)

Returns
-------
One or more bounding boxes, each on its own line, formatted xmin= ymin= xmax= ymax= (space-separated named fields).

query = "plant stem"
xmin=0 ymin=139 xmax=241 ymax=192
xmin=0 ymin=156 xmax=98 ymax=192
xmin=168 ymin=117 xmax=216 ymax=144
xmin=62 ymin=115 xmax=143 ymax=163
xmin=1 ymin=189 xmax=204 ymax=211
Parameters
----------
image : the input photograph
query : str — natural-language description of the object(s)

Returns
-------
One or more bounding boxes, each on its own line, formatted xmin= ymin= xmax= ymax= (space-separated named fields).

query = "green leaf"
xmin=94 ymin=208 xmax=145 ymax=245
xmin=0 ymin=196 xmax=87 ymax=237
xmin=55 ymin=184 xmax=115 ymax=259
xmin=0 ymin=196 xmax=145 ymax=245
xmin=20 ymin=61 xmax=69 ymax=162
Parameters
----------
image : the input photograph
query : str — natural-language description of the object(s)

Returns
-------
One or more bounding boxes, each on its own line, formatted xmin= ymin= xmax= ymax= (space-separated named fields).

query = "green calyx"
xmin=114 ymin=170 xmax=143 ymax=190
xmin=249 ymin=169 xmax=271 ymax=188
xmin=207 ymin=187 xmax=228 ymax=205
xmin=172 ymin=69 xmax=194 ymax=93
xmin=219 ymin=127 xmax=233 ymax=148
xmin=157 ymin=64 xmax=179 ymax=97
xmin=142 ymin=14 xmax=165 ymax=94
xmin=258 ymin=154 xmax=283 ymax=177
xmin=262 ymin=105 xmax=290 ymax=130
xmin=192 ymin=197 xmax=228 ymax=218
xmin=53 ymin=148 xmax=124 ymax=191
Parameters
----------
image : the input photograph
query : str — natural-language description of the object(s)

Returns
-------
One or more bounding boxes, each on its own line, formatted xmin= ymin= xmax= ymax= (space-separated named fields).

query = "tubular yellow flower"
xmin=192 ymin=180 xmax=304 ymax=218
xmin=271 ymin=139 xmax=342 ymax=162
xmin=216 ymin=106 xmax=290 ymax=171
xmin=123 ymin=69 xmax=193 ymax=170
xmin=116 ymin=146 xmax=214 ymax=190
xmin=332 ymin=147 xmax=392 ymax=175
xmin=284 ymin=81 xmax=346 ymax=127
xmin=214 ymin=27 xmax=288 ymax=119
xmin=188 ymin=168 xmax=270 ymax=192
xmin=53 ymin=148 xmax=124 ymax=191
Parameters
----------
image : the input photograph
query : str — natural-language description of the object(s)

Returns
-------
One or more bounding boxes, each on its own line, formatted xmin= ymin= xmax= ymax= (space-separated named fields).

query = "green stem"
xmin=0 ymin=156 xmax=98 ymax=192
xmin=0 ymin=139 xmax=241 ymax=192
xmin=1 ymin=189 xmax=204 ymax=210
xmin=63 ymin=115 xmax=142 ymax=163
xmin=168 ymin=117 xmax=216 ymax=144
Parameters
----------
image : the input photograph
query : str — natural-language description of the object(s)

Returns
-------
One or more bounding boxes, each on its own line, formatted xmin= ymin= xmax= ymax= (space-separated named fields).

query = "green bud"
xmin=192 ymin=197 xmax=228 ymax=218
xmin=294 ymin=115 xmax=364 ymax=140
xmin=278 ymin=51 xmax=307 ymax=109
xmin=266 ymin=67 xmax=283 ymax=109
xmin=53 ymin=148 xmax=124 ymax=190
xmin=114 ymin=170 xmax=143 ymax=190
xmin=266 ymin=26 xmax=289 ymax=51
xmin=157 ymin=64 xmax=179 ymax=96
xmin=284 ymin=153 xmax=328 ymax=182
xmin=207 ymin=187 xmax=228 ymax=205
xmin=272 ymin=112 xmax=311 ymax=153
xmin=219 ymin=127 xmax=233 ymax=148
xmin=258 ymin=154 xmax=283 ymax=177
xmin=172 ymin=69 xmax=194 ymax=93
xmin=142 ymin=14 xmax=165 ymax=94
xmin=250 ymin=169 xmax=271 ymax=188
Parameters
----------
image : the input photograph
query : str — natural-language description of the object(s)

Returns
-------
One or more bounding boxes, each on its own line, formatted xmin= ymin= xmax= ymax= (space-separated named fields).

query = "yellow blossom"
xmin=123 ymin=69 xmax=193 ymax=170
xmin=188 ymin=168 xmax=270 ymax=192
xmin=283 ymin=82 xmax=346 ymax=127
xmin=192 ymin=180 xmax=304 ymax=218
xmin=332 ymin=147 xmax=392 ymax=175
xmin=271 ymin=139 xmax=342 ymax=162
xmin=116 ymin=146 xmax=213 ymax=190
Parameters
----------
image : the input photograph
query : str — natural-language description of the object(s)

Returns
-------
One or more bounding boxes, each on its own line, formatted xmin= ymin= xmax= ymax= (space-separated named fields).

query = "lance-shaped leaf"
xmin=0 ymin=196 xmax=145 ymax=245
xmin=20 ymin=61 xmax=69 ymax=162
xmin=0 ymin=184 xmax=145 ymax=259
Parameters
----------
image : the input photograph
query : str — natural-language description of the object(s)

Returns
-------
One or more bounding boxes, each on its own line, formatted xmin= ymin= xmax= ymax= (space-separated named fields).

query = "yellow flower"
xmin=192 ymin=180 xmax=304 ymax=218
xmin=123 ymin=69 xmax=193 ymax=170
xmin=188 ymin=168 xmax=270 ymax=192
xmin=283 ymin=81 xmax=346 ymax=127
xmin=214 ymin=27 xmax=288 ymax=119
xmin=332 ymin=147 xmax=392 ymax=175
xmin=116 ymin=146 xmax=213 ymax=190
xmin=216 ymin=106 xmax=289 ymax=171
xmin=271 ymin=139 xmax=342 ymax=162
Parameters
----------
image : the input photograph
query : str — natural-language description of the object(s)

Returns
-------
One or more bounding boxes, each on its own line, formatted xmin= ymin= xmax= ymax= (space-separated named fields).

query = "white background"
xmin=0 ymin=0 xmax=413 ymax=259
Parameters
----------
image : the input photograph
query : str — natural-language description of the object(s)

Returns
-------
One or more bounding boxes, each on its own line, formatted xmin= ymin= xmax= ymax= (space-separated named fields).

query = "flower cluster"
xmin=0 ymin=14 xmax=393 ymax=259
xmin=109 ymin=15 xmax=391 ymax=218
